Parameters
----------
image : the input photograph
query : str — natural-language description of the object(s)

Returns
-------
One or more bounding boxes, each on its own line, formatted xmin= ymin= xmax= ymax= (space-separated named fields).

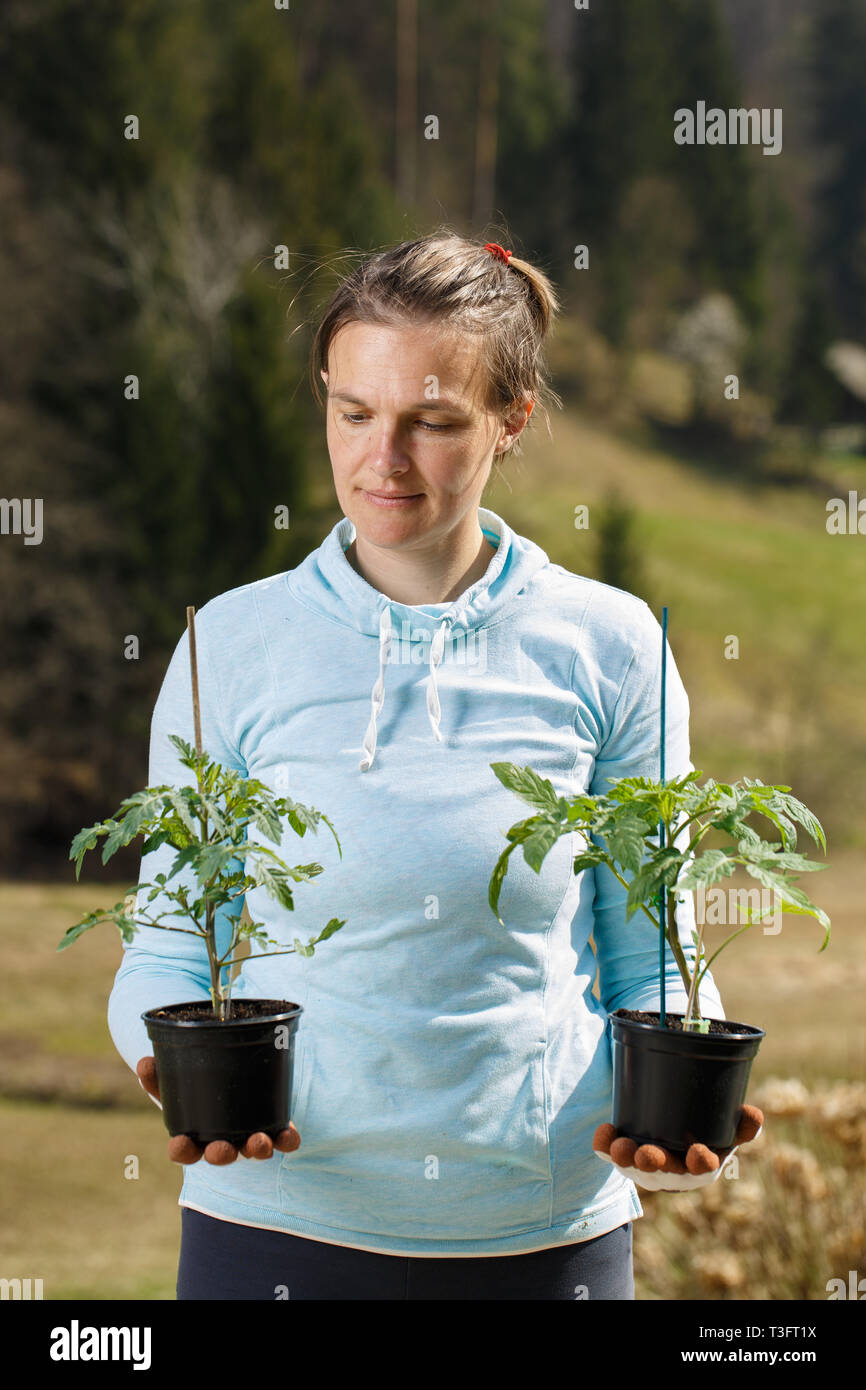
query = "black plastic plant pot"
xmin=609 ymin=1009 xmax=765 ymax=1153
xmin=142 ymin=999 xmax=303 ymax=1147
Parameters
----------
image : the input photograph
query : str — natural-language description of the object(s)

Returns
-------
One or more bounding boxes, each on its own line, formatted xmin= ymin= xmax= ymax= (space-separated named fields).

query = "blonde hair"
xmin=309 ymin=225 xmax=562 ymax=457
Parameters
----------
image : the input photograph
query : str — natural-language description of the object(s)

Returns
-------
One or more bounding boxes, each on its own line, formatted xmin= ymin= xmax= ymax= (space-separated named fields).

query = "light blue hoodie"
xmin=107 ymin=505 xmax=725 ymax=1256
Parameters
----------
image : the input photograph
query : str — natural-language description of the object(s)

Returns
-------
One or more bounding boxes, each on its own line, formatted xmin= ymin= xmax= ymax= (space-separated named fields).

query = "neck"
xmin=345 ymin=513 xmax=496 ymax=605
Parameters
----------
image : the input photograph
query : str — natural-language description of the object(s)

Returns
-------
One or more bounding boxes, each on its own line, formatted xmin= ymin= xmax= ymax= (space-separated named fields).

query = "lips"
xmin=361 ymin=488 xmax=424 ymax=508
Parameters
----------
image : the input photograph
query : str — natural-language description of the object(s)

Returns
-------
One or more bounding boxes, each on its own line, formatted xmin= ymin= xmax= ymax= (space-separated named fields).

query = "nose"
xmin=362 ymin=418 xmax=413 ymax=477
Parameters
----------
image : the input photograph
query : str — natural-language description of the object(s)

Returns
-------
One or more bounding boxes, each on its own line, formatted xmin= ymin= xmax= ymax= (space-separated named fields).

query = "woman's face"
xmin=321 ymin=320 xmax=526 ymax=552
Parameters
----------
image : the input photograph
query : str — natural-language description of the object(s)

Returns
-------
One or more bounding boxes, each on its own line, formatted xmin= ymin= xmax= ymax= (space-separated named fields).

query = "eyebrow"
xmin=329 ymin=389 xmax=470 ymax=414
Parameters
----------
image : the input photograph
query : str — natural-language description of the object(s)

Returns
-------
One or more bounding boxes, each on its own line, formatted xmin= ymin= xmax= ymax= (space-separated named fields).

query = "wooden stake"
xmin=186 ymin=606 xmax=204 ymax=788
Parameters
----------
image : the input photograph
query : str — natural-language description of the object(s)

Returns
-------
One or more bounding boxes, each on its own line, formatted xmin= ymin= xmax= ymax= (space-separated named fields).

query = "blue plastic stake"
xmin=659 ymin=607 xmax=668 ymax=1028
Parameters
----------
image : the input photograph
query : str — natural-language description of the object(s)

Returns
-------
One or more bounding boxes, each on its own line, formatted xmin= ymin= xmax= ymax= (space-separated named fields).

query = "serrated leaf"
xmin=774 ymin=790 xmax=827 ymax=853
xmin=490 ymin=762 xmax=560 ymax=813
xmin=624 ymin=848 xmax=683 ymax=920
xmin=741 ymin=861 xmax=831 ymax=941
xmin=162 ymin=789 xmax=200 ymax=841
xmin=68 ymin=824 xmax=107 ymax=878
xmin=57 ymin=919 xmax=97 ymax=951
xmin=572 ymin=847 xmax=607 ymax=874
xmin=522 ymin=820 xmax=564 ymax=873
xmin=604 ymin=807 xmax=650 ymax=874
xmin=314 ymin=917 xmax=345 ymax=944
xmin=678 ymin=849 xmax=737 ymax=892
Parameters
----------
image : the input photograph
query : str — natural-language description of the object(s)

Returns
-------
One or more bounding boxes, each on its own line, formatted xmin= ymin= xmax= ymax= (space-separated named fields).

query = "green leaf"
xmin=251 ymin=865 xmax=297 ymax=912
xmin=741 ymin=784 xmax=798 ymax=851
xmin=565 ymin=795 xmax=603 ymax=825
xmin=741 ymin=862 xmax=831 ymax=945
xmin=490 ymin=763 xmax=560 ymax=814
xmin=248 ymin=800 xmax=283 ymax=845
xmin=774 ymin=790 xmax=828 ymax=853
xmin=488 ymin=839 xmax=522 ymax=922
xmin=197 ymin=794 xmax=229 ymax=838
xmin=522 ymin=819 xmax=564 ymax=873
xmin=57 ymin=918 xmax=98 ymax=950
xmin=164 ymin=843 xmax=200 ymax=880
xmin=624 ymin=848 xmax=683 ymax=920
xmin=572 ymin=846 xmax=608 ymax=875
xmin=162 ymin=789 xmax=201 ymax=842
xmin=313 ymin=917 xmax=346 ymax=944
xmin=303 ymin=919 xmax=347 ymax=952
xmin=678 ymin=849 xmax=738 ymax=892
xmin=319 ymin=813 xmax=343 ymax=859
xmin=738 ymin=843 xmax=826 ymax=875
xmin=196 ymin=843 xmax=242 ymax=882
xmin=68 ymin=824 xmax=107 ymax=878
xmin=139 ymin=829 xmax=174 ymax=856
xmin=57 ymin=894 xmax=142 ymax=951
xmin=604 ymin=806 xmax=651 ymax=874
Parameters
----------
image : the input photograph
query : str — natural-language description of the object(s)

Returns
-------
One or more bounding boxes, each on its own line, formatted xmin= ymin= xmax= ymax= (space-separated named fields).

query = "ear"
xmin=320 ymin=369 xmax=329 ymax=384
xmin=496 ymin=399 xmax=534 ymax=453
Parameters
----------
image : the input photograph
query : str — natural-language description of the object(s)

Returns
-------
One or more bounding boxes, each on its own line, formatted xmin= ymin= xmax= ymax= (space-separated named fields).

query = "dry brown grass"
xmin=634 ymin=1076 xmax=866 ymax=1299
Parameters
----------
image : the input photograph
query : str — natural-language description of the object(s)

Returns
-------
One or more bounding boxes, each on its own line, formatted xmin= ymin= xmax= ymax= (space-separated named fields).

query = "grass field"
xmin=482 ymin=405 xmax=866 ymax=849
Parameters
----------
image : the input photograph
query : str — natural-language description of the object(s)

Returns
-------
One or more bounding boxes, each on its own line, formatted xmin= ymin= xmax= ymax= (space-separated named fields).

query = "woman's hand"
xmin=592 ymin=1105 xmax=764 ymax=1191
xmin=136 ymin=1057 xmax=301 ymax=1166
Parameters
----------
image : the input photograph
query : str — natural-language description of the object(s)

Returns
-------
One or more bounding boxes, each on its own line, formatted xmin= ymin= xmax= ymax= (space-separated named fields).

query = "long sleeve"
xmin=589 ymin=601 xmax=725 ymax=1021
xmin=106 ymin=609 xmax=249 ymax=1083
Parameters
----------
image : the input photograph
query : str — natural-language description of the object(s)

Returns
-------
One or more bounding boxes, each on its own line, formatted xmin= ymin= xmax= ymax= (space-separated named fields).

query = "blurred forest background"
xmin=2 ymin=0 xmax=866 ymax=873
xmin=1 ymin=0 xmax=865 ymax=1306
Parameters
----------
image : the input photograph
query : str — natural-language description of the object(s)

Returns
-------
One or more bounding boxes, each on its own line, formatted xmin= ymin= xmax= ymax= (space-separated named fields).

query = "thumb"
xmin=136 ymin=1055 xmax=161 ymax=1103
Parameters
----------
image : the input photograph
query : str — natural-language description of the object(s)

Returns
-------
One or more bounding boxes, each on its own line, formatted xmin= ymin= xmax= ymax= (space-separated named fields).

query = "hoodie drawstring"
xmin=359 ymin=606 xmax=393 ymax=772
xmin=426 ymin=619 xmax=447 ymax=744
xmin=359 ymin=609 xmax=450 ymax=772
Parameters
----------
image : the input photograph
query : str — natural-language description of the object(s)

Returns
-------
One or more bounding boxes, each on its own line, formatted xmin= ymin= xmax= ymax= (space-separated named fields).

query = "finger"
xmin=735 ymin=1104 xmax=764 ymax=1144
xmin=634 ymin=1144 xmax=667 ymax=1173
xmin=136 ymin=1056 xmax=160 ymax=1103
xmin=660 ymin=1148 xmax=688 ymax=1175
xmin=240 ymin=1132 xmax=274 ymax=1160
xmin=273 ymin=1123 xmax=301 ymax=1154
xmin=609 ymin=1136 xmax=638 ymax=1167
xmin=167 ymin=1135 xmax=204 ymax=1165
xmin=204 ymin=1141 xmax=239 ymax=1165
xmin=686 ymin=1143 xmax=720 ymax=1175
xmin=592 ymin=1123 xmax=618 ymax=1155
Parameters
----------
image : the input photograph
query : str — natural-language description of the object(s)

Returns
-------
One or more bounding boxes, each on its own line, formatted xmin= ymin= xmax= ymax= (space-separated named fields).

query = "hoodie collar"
xmin=286 ymin=506 xmax=549 ymax=770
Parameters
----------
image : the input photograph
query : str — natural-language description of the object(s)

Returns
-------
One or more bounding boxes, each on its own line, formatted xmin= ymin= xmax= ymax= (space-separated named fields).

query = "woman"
xmin=109 ymin=230 xmax=736 ymax=1300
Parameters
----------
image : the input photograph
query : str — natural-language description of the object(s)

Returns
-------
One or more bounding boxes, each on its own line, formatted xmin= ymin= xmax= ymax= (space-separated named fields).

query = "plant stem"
xmin=203 ymin=899 xmax=223 ymax=1019
xmin=223 ymin=921 xmax=239 ymax=1020
xmin=666 ymin=886 xmax=698 ymax=1010
xmin=219 ymin=946 xmax=302 ymax=969
xmin=591 ymin=848 xmax=698 ymax=1015
xmin=683 ymin=914 xmax=706 ymax=1027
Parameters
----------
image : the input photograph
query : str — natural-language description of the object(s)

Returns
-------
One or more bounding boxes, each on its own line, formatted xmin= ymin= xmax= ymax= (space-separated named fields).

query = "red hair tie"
xmin=484 ymin=242 xmax=513 ymax=265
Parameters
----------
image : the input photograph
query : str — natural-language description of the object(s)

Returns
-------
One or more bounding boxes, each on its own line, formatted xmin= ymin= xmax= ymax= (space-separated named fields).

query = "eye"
xmin=340 ymin=413 xmax=451 ymax=432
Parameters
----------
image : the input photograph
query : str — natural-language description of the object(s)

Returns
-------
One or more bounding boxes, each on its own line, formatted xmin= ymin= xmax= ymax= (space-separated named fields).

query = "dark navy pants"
xmin=176 ymin=1206 xmax=634 ymax=1300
